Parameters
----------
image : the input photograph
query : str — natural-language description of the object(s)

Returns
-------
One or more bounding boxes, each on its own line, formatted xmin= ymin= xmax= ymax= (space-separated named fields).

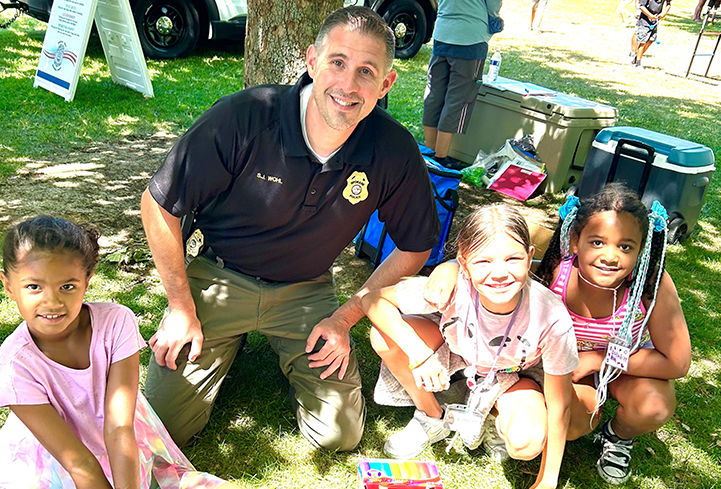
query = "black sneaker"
xmin=481 ymin=414 xmax=509 ymax=462
xmin=630 ymin=54 xmax=638 ymax=67
xmin=596 ymin=421 xmax=634 ymax=485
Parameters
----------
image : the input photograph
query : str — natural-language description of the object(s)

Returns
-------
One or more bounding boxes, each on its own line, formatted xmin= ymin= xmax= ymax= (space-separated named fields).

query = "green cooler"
xmin=578 ymin=126 xmax=716 ymax=243
xmin=449 ymin=76 xmax=618 ymax=193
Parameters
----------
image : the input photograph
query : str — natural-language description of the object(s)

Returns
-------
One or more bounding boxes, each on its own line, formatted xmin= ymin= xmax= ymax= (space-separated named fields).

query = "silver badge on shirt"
xmin=185 ymin=228 xmax=204 ymax=257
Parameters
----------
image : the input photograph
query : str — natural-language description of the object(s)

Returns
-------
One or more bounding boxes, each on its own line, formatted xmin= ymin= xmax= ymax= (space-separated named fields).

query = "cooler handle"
xmin=608 ymin=138 xmax=655 ymax=196
xmin=693 ymin=176 xmax=710 ymax=188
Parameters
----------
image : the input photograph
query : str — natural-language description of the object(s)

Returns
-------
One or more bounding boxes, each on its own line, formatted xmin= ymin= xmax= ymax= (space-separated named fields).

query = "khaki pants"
xmin=145 ymin=256 xmax=365 ymax=450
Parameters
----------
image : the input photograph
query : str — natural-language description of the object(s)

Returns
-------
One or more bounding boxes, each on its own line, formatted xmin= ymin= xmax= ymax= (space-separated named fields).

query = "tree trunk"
xmin=244 ymin=0 xmax=343 ymax=88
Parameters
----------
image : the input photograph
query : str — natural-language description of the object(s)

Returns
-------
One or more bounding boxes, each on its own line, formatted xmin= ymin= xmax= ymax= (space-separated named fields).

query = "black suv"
xmin=362 ymin=0 xmax=437 ymax=59
xmin=1 ymin=0 xmax=436 ymax=59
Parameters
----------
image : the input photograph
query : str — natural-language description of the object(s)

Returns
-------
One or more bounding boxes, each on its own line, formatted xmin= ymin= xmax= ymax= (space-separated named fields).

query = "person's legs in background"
xmin=423 ymin=54 xmax=450 ymax=154
xmin=694 ymin=0 xmax=706 ymax=21
xmin=433 ymin=57 xmax=486 ymax=161
xmin=431 ymin=131 xmax=456 ymax=160
xmin=531 ymin=0 xmax=549 ymax=31
xmin=630 ymin=30 xmax=638 ymax=57
xmin=631 ymin=24 xmax=653 ymax=67
xmin=617 ymin=0 xmax=634 ymax=25
xmin=635 ymin=40 xmax=654 ymax=66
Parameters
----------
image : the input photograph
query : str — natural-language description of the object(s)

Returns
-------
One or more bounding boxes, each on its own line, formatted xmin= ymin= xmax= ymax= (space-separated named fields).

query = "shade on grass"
xmin=1 ymin=0 xmax=720 ymax=487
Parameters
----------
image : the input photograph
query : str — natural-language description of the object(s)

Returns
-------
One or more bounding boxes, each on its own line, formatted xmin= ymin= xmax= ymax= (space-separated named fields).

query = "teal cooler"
xmin=449 ymin=76 xmax=618 ymax=193
xmin=578 ymin=126 xmax=716 ymax=243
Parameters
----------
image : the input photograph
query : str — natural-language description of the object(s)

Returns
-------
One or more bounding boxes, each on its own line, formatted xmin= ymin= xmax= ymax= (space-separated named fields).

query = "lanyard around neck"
xmin=577 ymin=266 xmax=625 ymax=333
xmin=469 ymin=288 xmax=523 ymax=389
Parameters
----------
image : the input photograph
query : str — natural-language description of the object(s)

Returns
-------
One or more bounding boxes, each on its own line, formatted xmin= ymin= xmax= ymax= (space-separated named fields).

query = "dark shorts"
xmin=422 ymin=52 xmax=487 ymax=134
xmin=636 ymin=19 xmax=658 ymax=43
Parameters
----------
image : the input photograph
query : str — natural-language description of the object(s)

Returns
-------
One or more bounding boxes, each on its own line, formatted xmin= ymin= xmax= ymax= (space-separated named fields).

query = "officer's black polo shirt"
xmin=149 ymin=74 xmax=440 ymax=282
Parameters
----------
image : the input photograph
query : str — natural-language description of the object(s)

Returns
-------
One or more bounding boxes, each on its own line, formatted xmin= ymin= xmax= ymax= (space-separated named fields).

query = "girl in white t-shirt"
xmin=361 ymin=204 xmax=578 ymax=489
xmin=0 ymin=216 xmax=237 ymax=489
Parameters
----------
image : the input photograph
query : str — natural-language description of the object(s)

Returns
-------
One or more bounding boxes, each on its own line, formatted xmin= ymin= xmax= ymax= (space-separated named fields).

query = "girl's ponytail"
xmin=644 ymin=227 xmax=667 ymax=297
xmin=535 ymin=224 xmax=562 ymax=287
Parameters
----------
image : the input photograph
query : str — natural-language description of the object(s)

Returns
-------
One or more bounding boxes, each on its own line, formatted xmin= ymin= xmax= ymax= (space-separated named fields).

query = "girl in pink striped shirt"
xmin=535 ymin=184 xmax=690 ymax=485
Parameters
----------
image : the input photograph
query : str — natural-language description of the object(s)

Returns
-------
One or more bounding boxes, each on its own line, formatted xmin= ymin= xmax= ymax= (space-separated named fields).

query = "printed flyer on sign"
xmin=34 ymin=0 xmax=98 ymax=101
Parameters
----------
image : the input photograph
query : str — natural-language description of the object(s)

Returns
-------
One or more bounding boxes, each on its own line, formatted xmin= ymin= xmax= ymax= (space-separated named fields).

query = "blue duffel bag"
xmin=355 ymin=153 xmax=462 ymax=268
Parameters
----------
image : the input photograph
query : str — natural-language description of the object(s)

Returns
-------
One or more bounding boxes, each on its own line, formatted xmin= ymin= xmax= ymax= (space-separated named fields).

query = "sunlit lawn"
xmin=1 ymin=0 xmax=721 ymax=487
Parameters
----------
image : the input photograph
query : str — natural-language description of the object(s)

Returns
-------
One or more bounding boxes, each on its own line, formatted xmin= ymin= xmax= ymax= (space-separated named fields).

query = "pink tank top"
xmin=550 ymin=256 xmax=649 ymax=352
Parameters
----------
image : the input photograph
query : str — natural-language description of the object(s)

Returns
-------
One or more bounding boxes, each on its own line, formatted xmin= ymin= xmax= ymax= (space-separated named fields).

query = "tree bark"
xmin=244 ymin=0 xmax=344 ymax=88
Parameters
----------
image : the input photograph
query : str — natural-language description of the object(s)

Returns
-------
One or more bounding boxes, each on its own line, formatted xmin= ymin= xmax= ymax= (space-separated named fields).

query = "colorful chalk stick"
xmin=389 ymin=461 xmax=402 ymax=479
xmin=407 ymin=462 xmax=420 ymax=480
xmin=417 ymin=461 xmax=430 ymax=479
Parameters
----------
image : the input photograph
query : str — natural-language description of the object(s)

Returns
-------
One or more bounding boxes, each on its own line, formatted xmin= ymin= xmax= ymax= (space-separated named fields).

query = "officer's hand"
xmin=305 ymin=317 xmax=352 ymax=380
xmin=149 ymin=309 xmax=204 ymax=370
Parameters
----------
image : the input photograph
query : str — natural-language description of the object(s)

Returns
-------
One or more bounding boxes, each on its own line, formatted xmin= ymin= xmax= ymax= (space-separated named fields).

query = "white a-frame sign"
xmin=34 ymin=0 xmax=153 ymax=101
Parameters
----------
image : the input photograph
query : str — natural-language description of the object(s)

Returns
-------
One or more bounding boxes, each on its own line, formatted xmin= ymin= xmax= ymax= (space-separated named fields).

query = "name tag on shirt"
xmin=606 ymin=342 xmax=631 ymax=371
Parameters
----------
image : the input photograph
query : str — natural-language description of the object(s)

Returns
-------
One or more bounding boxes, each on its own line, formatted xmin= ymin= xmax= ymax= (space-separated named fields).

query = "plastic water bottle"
xmin=487 ymin=50 xmax=502 ymax=82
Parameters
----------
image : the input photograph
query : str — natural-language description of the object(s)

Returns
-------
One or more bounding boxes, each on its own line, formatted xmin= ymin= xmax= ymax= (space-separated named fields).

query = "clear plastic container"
xmin=487 ymin=50 xmax=502 ymax=82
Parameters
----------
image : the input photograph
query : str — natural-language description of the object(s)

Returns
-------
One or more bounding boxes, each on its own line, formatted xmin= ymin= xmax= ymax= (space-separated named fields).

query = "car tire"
xmin=133 ymin=0 xmax=200 ymax=59
xmin=381 ymin=0 xmax=427 ymax=60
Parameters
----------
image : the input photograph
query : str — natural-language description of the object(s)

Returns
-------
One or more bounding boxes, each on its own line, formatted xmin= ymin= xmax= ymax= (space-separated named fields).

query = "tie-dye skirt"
xmin=0 ymin=393 xmax=228 ymax=488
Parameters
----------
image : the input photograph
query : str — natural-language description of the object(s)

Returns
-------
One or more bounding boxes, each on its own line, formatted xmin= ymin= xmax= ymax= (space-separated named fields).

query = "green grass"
xmin=0 ymin=16 xmax=245 ymax=176
xmin=2 ymin=0 xmax=721 ymax=487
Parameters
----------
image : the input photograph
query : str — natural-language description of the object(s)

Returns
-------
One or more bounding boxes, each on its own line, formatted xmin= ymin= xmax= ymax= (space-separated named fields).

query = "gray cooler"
xmin=449 ymin=76 xmax=618 ymax=193
xmin=578 ymin=126 xmax=716 ymax=243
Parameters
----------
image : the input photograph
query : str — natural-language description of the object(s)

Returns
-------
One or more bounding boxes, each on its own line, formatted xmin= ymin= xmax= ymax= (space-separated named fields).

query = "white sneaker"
xmin=383 ymin=409 xmax=450 ymax=459
xmin=481 ymin=414 xmax=509 ymax=462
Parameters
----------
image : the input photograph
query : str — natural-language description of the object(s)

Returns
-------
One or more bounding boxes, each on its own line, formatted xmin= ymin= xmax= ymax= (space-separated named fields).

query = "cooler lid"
xmin=594 ymin=126 xmax=715 ymax=168
xmin=480 ymin=76 xmax=618 ymax=119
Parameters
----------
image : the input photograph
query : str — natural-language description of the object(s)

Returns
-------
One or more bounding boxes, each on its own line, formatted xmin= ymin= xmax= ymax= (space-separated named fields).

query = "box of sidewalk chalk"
xmin=357 ymin=458 xmax=444 ymax=488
